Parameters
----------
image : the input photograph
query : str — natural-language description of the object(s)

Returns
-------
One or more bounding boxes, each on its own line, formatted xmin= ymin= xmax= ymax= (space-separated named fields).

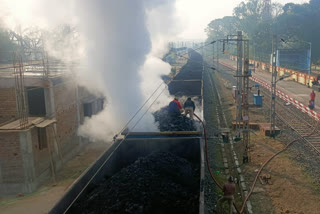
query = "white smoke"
xmin=0 ymin=0 xmax=181 ymax=141
xmin=77 ymin=0 xmax=181 ymax=138
xmin=132 ymin=1 xmax=182 ymax=132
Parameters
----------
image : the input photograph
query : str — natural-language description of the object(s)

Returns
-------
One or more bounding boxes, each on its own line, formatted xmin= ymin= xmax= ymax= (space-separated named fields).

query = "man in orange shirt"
xmin=168 ymin=97 xmax=183 ymax=115
xmin=173 ymin=97 xmax=182 ymax=111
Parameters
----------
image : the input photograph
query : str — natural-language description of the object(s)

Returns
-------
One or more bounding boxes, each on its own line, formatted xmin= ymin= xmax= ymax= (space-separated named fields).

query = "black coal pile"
xmin=168 ymin=81 xmax=202 ymax=96
xmin=153 ymin=107 xmax=196 ymax=132
xmin=168 ymin=48 xmax=203 ymax=96
xmin=69 ymin=152 xmax=199 ymax=214
xmin=173 ymin=49 xmax=203 ymax=80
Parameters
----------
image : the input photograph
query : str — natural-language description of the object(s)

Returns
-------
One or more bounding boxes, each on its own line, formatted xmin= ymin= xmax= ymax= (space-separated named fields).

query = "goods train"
xmin=50 ymin=49 xmax=206 ymax=214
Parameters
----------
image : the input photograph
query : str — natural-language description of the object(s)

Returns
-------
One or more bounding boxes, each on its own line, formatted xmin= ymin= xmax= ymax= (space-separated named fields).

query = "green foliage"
xmin=205 ymin=16 xmax=240 ymax=41
xmin=206 ymin=0 xmax=320 ymax=64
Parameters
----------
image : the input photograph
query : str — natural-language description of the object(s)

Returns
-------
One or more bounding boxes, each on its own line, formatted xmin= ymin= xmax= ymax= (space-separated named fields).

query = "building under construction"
xmin=0 ymin=52 xmax=104 ymax=195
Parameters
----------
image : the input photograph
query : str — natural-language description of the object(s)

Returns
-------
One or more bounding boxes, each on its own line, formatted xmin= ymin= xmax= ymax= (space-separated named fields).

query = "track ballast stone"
xmin=69 ymin=152 xmax=199 ymax=214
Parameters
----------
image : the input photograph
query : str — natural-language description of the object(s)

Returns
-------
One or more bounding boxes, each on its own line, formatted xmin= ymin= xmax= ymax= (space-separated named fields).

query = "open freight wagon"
xmin=50 ymin=132 xmax=206 ymax=214
xmin=51 ymin=48 xmax=205 ymax=213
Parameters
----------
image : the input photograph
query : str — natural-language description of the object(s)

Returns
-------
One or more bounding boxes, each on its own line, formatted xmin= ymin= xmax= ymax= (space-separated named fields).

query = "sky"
xmin=176 ymin=0 xmax=309 ymax=40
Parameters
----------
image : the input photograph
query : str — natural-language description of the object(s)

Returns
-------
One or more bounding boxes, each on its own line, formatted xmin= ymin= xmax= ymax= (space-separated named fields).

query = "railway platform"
xmin=219 ymin=58 xmax=320 ymax=120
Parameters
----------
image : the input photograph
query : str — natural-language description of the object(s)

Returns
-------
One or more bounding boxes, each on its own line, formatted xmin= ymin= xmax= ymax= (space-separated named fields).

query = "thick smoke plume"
xmin=0 ymin=0 xmax=180 ymax=141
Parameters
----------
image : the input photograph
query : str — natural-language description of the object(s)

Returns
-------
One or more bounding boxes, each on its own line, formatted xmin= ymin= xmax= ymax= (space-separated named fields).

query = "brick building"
xmin=0 ymin=57 xmax=103 ymax=195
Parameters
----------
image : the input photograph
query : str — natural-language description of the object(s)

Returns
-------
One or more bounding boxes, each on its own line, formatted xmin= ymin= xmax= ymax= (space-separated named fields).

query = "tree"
xmin=0 ymin=29 xmax=17 ymax=52
xmin=205 ymin=16 xmax=239 ymax=41
xmin=205 ymin=0 xmax=320 ymax=64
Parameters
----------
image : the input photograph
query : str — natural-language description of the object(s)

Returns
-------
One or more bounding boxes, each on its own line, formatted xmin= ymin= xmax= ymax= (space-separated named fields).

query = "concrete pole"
xmin=270 ymin=35 xmax=278 ymax=137
xmin=216 ymin=41 xmax=219 ymax=72
xmin=212 ymin=41 xmax=214 ymax=67
xmin=236 ymin=31 xmax=243 ymax=138
xmin=308 ymin=42 xmax=312 ymax=87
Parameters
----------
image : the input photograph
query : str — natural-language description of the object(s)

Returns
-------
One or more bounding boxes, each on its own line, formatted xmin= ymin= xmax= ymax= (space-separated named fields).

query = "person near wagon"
xmin=183 ymin=97 xmax=195 ymax=119
xmin=217 ymin=176 xmax=236 ymax=214
xmin=168 ymin=97 xmax=183 ymax=115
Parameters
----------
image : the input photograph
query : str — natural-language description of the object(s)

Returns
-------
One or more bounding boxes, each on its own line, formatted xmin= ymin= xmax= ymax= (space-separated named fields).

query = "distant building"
xmin=0 ymin=53 xmax=103 ymax=195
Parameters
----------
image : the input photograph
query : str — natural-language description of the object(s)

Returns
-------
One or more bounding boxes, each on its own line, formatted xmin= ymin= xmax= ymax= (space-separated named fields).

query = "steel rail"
xmin=216 ymin=60 xmax=320 ymax=154
xmin=260 ymin=86 xmax=320 ymax=154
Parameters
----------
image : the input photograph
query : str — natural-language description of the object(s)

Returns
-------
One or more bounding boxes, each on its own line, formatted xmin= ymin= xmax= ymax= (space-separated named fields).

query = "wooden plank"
xmin=0 ymin=120 xmax=21 ymax=130
xmin=30 ymin=117 xmax=45 ymax=125
xmin=0 ymin=117 xmax=45 ymax=130
xmin=35 ymin=119 xmax=56 ymax=128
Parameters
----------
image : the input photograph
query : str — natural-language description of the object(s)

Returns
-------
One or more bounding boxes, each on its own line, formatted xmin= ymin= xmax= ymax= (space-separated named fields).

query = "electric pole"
xmin=212 ymin=41 xmax=215 ymax=68
xmin=242 ymin=38 xmax=250 ymax=163
xmin=270 ymin=35 xmax=278 ymax=137
xmin=236 ymin=31 xmax=243 ymax=138
xmin=216 ymin=41 xmax=219 ymax=72
xmin=221 ymin=32 xmax=250 ymax=162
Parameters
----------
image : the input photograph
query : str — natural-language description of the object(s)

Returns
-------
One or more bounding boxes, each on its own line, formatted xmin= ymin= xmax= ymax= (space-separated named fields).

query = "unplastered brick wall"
xmin=53 ymin=81 xmax=79 ymax=150
xmin=31 ymin=127 xmax=55 ymax=178
xmin=0 ymin=132 xmax=24 ymax=184
xmin=55 ymin=104 xmax=78 ymax=146
xmin=0 ymin=88 xmax=17 ymax=123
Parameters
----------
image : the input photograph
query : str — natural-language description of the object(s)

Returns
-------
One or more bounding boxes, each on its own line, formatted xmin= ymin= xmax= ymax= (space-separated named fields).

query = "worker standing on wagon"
xmin=184 ymin=97 xmax=195 ymax=119
xmin=168 ymin=97 xmax=183 ymax=115
xmin=217 ymin=176 xmax=236 ymax=214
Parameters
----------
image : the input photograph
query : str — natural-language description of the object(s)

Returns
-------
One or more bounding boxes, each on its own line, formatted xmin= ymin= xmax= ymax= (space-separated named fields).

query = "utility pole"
xmin=236 ymin=31 xmax=243 ymax=138
xmin=212 ymin=41 xmax=215 ymax=68
xmin=253 ymin=45 xmax=256 ymax=69
xmin=270 ymin=35 xmax=278 ymax=137
xmin=242 ymin=38 xmax=250 ymax=163
xmin=221 ymin=32 xmax=250 ymax=162
xmin=216 ymin=41 xmax=219 ymax=72
xmin=308 ymin=42 xmax=312 ymax=87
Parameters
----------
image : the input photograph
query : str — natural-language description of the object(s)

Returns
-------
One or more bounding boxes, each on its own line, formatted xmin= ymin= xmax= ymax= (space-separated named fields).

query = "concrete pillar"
xmin=19 ymin=130 xmax=36 ymax=193
xmin=44 ymin=81 xmax=56 ymax=119
xmin=44 ymin=81 xmax=61 ymax=168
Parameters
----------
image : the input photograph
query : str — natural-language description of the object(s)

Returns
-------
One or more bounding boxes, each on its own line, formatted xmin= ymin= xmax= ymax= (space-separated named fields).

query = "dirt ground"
xmin=216 ymin=72 xmax=320 ymax=214
xmin=0 ymin=141 xmax=110 ymax=214
xmin=246 ymin=134 xmax=320 ymax=214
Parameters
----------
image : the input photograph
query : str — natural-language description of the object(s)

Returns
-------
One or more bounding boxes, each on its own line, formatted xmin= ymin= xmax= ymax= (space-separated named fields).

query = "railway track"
xmin=258 ymin=80 xmax=320 ymax=155
xmin=216 ymin=60 xmax=320 ymax=155
xmin=208 ymin=58 xmax=320 ymax=213
xmin=204 ymin=61 xmax=246 ymax=213
xmin=206 ymin=67 xmax=227 ymax=129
